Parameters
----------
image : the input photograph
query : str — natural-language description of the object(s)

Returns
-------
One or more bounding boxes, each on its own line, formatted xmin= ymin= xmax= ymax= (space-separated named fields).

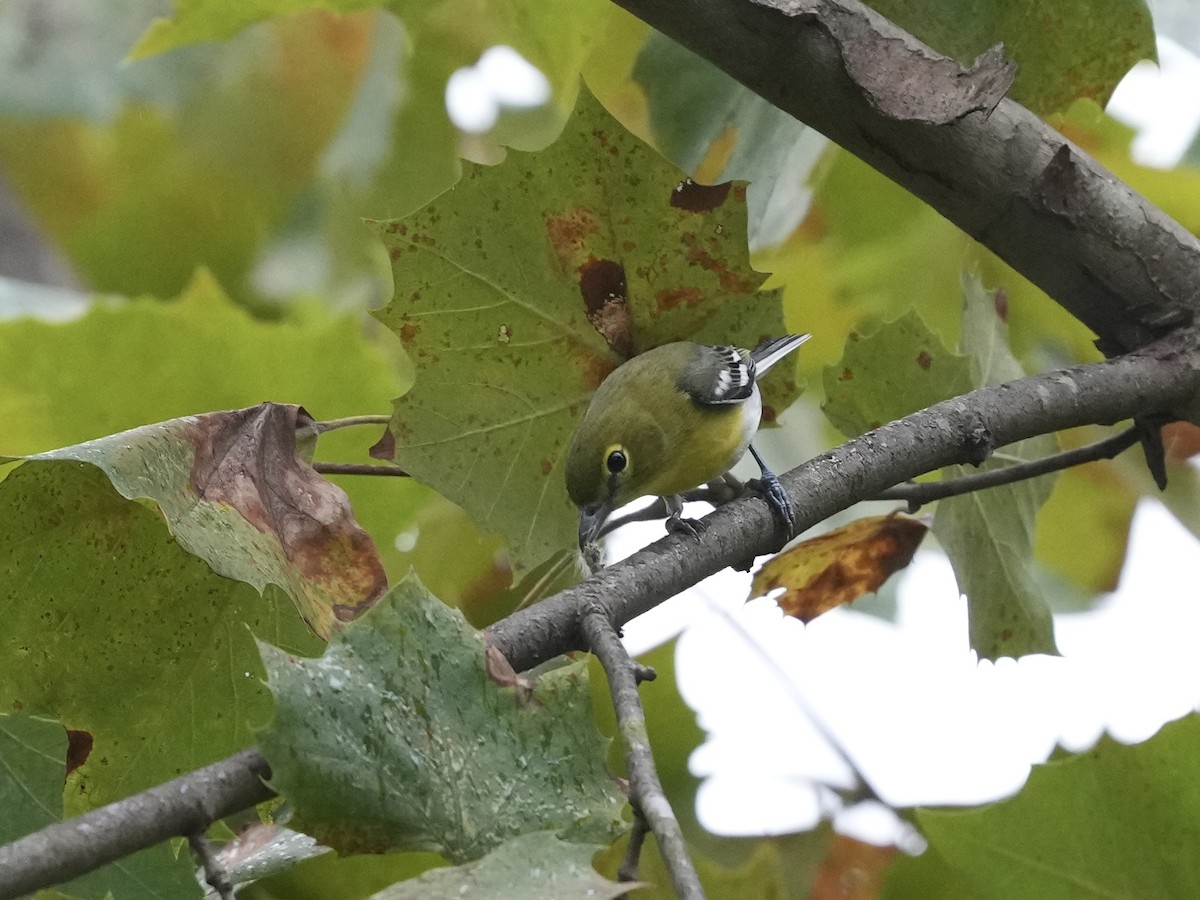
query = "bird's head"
xmin=565 ymin=400 xmax=666 ymax=549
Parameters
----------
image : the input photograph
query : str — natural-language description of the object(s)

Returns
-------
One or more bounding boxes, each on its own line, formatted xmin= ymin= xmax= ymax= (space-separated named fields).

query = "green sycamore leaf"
xmin=256 ymin=572 xmax=626 ymax=862
xmin=0 ymin=714 xmax=66 ymax=844
xmin=132 ymin=0 xmax=382 ymax=58
xmin=633 ymin=32 xmax=819 ymax=250
xmin=0 ymin=18 xmax=368 ymax=303
xmin=912 ymin=714 xmax=1200 ymax=899
xmin=239 ymin=836 xmax=443 ymax=900
xmin=821 ymin=279 xmax=1057 ymax=659
xmin=9 ymin=402 xmax=386 ymax=639
xmin=0 ymin=270 xmax=405 ymax=458
xmin=0 ymin=462 xmax=321 ymax=814
xmin=821 ymin=309 xmax=972 ymax=437
xmin=932 ymin=273 xmax=1058 ymax=659
xmin=372 ymin=87 xmax=795 ymax=569
xmin=369 ymin=832 xmax=630 ymax=899
xmin=867 ymin=0 xmax=1155 ymax=115
xmin=0 ymin=715 xmax=202 ymax=900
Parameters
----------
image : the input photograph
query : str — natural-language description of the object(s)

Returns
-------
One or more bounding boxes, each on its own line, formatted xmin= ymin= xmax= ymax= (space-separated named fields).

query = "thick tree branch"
xmin=4 ymin=333 xmax=1199 ymax=899
xmin=609 ymin=0 xmax=1200 ymax=355
xmin=581 ymin=605 xmax=702 ymax=899
xmin=0 ymin=750 xmax=273 ymax=900
xmin=489 ymin=332 xmax=1200 ymax=670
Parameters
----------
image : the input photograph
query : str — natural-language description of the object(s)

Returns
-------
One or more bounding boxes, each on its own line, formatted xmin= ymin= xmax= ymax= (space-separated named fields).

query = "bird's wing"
xmin=677 ymin=344 xmax=756 ymax=406
xmin=750 ymin=334 xmax=811 ymax=374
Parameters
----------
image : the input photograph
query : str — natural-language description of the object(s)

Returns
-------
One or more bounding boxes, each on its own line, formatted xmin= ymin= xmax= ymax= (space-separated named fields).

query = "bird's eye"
xmin=606 ymin=449 xmax=627 ymax=474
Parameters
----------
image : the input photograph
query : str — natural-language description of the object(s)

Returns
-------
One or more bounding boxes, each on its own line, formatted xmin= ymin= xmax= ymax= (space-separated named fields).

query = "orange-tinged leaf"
xmin=1163 ymin=422 xmax=1200 ymax=462
xmin=809 ymin=834 xmax=897 ymax=900
xmin=750 ymin=516 xmax=927 ymax=622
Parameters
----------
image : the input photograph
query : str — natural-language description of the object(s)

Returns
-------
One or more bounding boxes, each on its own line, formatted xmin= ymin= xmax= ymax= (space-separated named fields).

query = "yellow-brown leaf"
xmin=750 ymin=515 xmax=927 ymax=621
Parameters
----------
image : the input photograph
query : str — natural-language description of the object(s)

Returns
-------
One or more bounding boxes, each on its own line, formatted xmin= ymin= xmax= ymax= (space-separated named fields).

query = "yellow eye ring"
xmin=605 ymin=446 xmax=628 ymax=475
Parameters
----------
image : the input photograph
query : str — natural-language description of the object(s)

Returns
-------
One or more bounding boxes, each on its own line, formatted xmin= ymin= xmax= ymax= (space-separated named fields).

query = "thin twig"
xmin=875 ymin=426 xmax=1139 ymax=510
xmin=312 ymin=462 xmax=410 ymax=477
xmin=581 ymin=604 xmax=705 ymax=900
xmin=313 ymin=415 xmax=392 ymax=433
xmin=189 ymin=831 xmax=235 ymax=900
xmin=618 ymin=806 xmax=650 ymax=885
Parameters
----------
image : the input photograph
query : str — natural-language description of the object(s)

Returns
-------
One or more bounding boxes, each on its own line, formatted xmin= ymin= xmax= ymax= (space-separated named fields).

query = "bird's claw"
xmin=747 ymin=472 xmax=797 ymax=539
xmin=665 ymin=512 xmax=706 ymax=539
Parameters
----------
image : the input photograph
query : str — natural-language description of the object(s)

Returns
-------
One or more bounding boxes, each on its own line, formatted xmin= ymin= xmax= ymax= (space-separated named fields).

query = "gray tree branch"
xmin=610 ymin=0 xmax=1200 ymax=355
xmin=2 ymin=329 xmax=1198 ymax=900
xmin=488 ymin=331 xmax=1200 ymax=670
xmin=581 ymin=605 xmax=700 ymax=898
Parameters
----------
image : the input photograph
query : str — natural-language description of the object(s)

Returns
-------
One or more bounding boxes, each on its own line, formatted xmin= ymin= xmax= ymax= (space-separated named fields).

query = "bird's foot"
xmin=746 ymin=470 xmax=797 ymax=539
xmin=665 ymin=512 xmax=706 ymax=539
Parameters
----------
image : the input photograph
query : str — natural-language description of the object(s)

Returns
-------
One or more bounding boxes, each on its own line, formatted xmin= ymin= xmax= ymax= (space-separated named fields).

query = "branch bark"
xmin=0 ymin=750 xmax=273 ymax=900
xmin=581 ymin=605 xmax=701 ymax=898
xmin=609 ymin=0 xmax=1200 ymax=355
xmin=488 ymin=332 xmax=1200 ymax=670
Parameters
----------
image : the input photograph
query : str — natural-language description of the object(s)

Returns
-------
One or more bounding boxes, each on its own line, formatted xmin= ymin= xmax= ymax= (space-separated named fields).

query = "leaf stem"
xmin=312 ymin=462 xmax=409 ymax=477
xmin=313 ymin=415 xmax=392 ymax=433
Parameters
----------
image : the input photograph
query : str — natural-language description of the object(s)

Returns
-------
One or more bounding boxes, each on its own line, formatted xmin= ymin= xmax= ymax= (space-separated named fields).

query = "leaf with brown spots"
xmin=0 ymin=712 xmax=204 ymax=895
xmin=749 ymin=516 xmax=927 ymax=622
xmin=257 ymin=574 xmax=624 ymax=860
xmin=373 ymin=85 xmax=793 ymax=570
xmin=18 ymin=403 xmax=385 ymax=638
xmin=822 ymin=309 xmax=972 ymax=438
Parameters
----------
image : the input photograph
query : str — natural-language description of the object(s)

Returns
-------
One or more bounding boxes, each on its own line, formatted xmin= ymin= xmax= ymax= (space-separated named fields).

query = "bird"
xmin=565 ymin=334 xmax=811 ymax=550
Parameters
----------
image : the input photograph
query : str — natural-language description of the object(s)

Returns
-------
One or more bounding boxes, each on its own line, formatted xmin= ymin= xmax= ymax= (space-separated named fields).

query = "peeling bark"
xmin=612 ymin=0 xmax=1200 ymax=353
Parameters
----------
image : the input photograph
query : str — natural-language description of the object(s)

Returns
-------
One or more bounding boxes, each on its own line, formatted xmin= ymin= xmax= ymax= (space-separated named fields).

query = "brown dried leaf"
xmin=750 ymin=515 xmax=927 ymax=621
xmin=26 ymin=402 xmax=386 ymax=638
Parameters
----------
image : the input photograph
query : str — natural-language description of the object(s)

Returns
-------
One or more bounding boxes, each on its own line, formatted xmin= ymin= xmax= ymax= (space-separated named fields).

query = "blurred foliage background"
xmin=4 ymin=0 xmax=1200 ymax=897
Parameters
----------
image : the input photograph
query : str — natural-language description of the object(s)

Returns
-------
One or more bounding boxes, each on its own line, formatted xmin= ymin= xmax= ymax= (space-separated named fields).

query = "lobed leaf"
xmin=821 ymin=284 xmax=1058 ymax=659
xmin=369 ymin=832 xmax=630 ymax=899
xmin=913 ymin=714 xmax=1200 ymax=898
xmin=0 ymin=461 xmax=321 ymax=812
xmin=822 ymin=309 xmax=972 ymax=438
xmin=932 ymin=274 xmax=1058 ymax=658
xmin=257 ymin=572 xmax=626 ymax=861
xmin=0 ymin=715 xmax=201 ymax=900
xmin=373 ymin=86 xmax=794 ymax=569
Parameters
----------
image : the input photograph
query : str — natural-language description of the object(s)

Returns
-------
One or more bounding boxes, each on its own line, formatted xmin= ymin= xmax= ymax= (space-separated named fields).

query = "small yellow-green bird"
xmin=566 ymin=334 xmax=811 ymax=549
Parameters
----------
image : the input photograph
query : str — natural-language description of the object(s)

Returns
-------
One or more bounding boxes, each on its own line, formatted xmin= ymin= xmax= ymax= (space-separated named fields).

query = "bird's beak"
xmin=578 ymin=498 xmax=614 ymax=550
